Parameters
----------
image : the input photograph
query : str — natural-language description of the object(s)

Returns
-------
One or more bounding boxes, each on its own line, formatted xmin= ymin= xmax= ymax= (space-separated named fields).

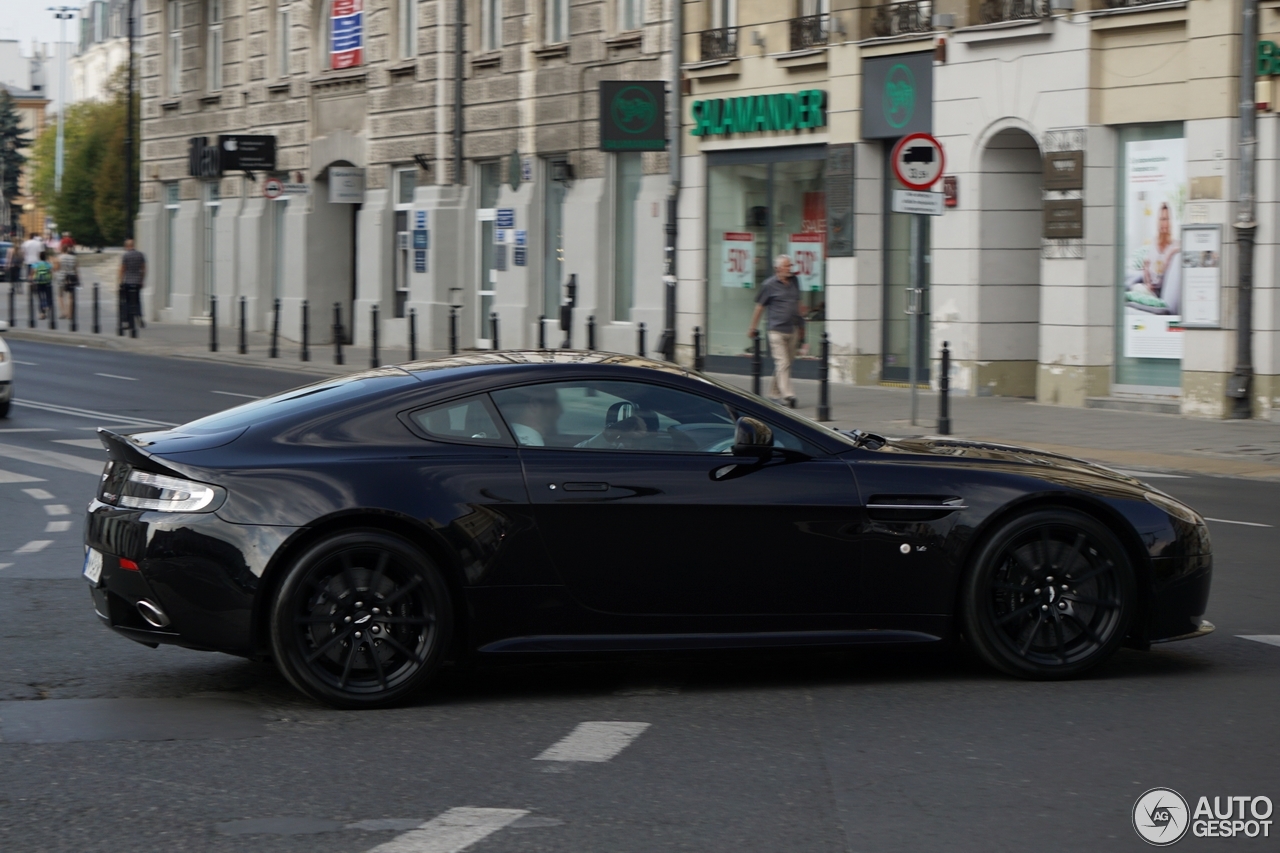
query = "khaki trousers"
xmin=767 ymin=329 xmax=798 ymax=400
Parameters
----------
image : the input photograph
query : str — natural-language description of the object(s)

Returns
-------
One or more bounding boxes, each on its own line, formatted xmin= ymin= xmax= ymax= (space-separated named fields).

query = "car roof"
xmin=401 ymin=351 xmax=695 ymax=384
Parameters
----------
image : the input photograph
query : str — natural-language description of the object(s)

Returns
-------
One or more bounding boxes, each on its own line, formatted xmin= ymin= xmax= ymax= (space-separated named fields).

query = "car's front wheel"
xmin=269 ymin=530 xmax=452 ymax=708
xmin=960 ymin=509 xmax=1135 ymax=679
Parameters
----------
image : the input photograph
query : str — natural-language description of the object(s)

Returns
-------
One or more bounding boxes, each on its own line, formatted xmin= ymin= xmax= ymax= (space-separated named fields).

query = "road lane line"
xmin=13 ymin=360 xmax=36 ymax=366
xmin=53 ymin=439 xmax=107 ymax=449
xmin=365 ymin=808 xmax=529 ymax=853
xmin=45 ymin=521 xmax=71 ymax=533
xmin=12 ymin=400 xmax=178 ymax=428
xmin=43 ymin=504 xmax=70 ymax=516
xmin=1113 ymin=469 xmax=1190 ymax=479
xmin=22 ymin=489 xmax=54 ymax=500
xmin=211 ymin=390 xmax=261 ymax=399
xmin=0 ymin=563 xmax=10 ymax=570
xmin=0 ymin=471 xmax=45 ymax=484
xmin=1205 ymin=518 xmax=1273 ymax=528
xmin=0 ymin=443 xmax=104 ymax=475
xmin=15 ymin=541 xmax=52 ymax=554
xmin=94 ymin=373 xmax=138 ymax=381
xmin=534 ymin=721 xmax=651 ymax=762
xmin=1238 ymin=635 xmax=1280 ymax=648
xmin=0 ymin=428 xmax=54 ymax=433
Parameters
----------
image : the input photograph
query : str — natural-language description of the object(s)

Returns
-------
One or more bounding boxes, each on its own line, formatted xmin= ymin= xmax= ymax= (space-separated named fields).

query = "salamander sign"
xmin=690 ymin=90 xmax=827 ymax=138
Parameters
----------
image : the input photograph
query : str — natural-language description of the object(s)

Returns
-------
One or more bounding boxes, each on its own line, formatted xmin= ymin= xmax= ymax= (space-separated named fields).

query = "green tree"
xmin=0 ymin=89 xmax=31 ymax=235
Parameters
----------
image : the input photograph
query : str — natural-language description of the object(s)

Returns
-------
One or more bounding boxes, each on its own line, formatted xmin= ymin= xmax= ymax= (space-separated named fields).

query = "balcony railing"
xmin=871 ymin=0 xmax=934 ymax=38
xmin=1099 ymin=0 xmax=1171 ymax=7
xmin=978 ymin=0 xmax=1048 ymax=24
xmin=789 ymin=14 xmax=830 ymax=50
xmin=699 ymin=27 xmax=739 ymax=61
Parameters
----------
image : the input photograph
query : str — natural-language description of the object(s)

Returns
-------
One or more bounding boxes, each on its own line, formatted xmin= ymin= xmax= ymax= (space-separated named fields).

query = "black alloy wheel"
xmin=269 ymin=530 xmax=452 ymax=708
xmin=960 ymin=509 xmax=1135 ymax=679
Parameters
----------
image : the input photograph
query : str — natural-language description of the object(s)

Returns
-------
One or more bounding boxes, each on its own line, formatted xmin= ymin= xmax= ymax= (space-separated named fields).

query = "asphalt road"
xmin=1 ymin=339 xmax=1278 ymax=853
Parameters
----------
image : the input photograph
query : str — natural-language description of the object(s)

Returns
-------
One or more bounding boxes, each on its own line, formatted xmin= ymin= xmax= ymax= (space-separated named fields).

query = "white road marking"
xmin=53 ymin=439 xmax=106 ymax=449
xmin=22 ymin=488 xmax=54 ymax=500
xmin=13 ymin=360 xmax=36 ymax=366
xmin=534 ymin=721 xmax=651 ymax=763
xmin=1113 ymin=469 xmax=1190 ymax=479
xmin=1239 ymin=635 xmax=1280 ymax=648
xmin=15 ymin=540 xmax=52 ymax=553
xmin=0 ymin=443 xmax=103 ymax=475
xmin=365 ymin=808 xmax=529 ymax=853
xmin=0 ymin=470 xmax=45 ymax=484
xmin=0 ymin=428 xmax=54 ymax=433
xmin=45 ymin=521 xmax=72 ymax=533
xmin=0 ymin=563 xmax=10 ymax=570
xmin=43 ymin=504 xmax=70 ymax=516
xmin=12 ymin=400 xmax=178 ymax=428
xmin=94 ymin=373 xmax=138 ymax=381
xmin=1205 ymin=517 xmax=1273 ymax=528
xmin=211 ymin=390 xmax=260 ymax=399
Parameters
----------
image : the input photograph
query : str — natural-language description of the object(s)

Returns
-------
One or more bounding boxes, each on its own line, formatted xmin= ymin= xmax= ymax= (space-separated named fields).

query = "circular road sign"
xmin=891 ymin=133 xmax=945 ymax=191
xmin=263 ymin=177 xmax=284 ymax=200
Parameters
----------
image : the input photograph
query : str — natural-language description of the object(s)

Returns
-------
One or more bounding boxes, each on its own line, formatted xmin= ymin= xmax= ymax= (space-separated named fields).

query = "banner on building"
xmin=1180 ymin=224 xmax=1221 ymax=328
xmin=1122 ymin=138 xmax=1186 ymax=360
xmin=788 ymin=234 xmax=824 ymax=292
xmin=721 ymin=232 xmax=755 ymax=288
xmin=331 ymin=0 xmax=363 ymax=70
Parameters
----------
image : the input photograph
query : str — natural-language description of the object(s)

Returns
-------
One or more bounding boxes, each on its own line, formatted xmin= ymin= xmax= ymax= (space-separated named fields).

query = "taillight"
xmin=99 ymin=462 xmax=223 ymax=513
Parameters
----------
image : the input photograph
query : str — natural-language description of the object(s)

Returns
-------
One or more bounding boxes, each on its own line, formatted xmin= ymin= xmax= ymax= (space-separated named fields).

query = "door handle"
xmin=562 ymin=482 xmax=609 ymax=491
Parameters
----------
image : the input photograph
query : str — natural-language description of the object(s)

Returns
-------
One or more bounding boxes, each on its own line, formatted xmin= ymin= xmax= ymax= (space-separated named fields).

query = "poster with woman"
xmin=1122 ymin=138 xmax=1187 ymax=360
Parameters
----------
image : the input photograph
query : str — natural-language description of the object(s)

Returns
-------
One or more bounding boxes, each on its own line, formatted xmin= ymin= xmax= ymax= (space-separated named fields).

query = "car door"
xmin=491 ymin=377 xmax=864 ymax=617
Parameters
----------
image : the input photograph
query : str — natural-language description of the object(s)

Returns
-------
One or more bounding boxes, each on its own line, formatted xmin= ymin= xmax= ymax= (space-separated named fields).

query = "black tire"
xmin=960 ymin=508 xmax=1135 ymax=680
xmin=269 ymin=529 xmax=453 ymax=709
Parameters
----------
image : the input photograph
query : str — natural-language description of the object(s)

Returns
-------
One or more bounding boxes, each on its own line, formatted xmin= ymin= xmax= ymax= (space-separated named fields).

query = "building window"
xmin=167 ymin=0 xmax=182 ymax=96
xmin=618 ymin=0 xmax=641 ymax=31
xmin=613 ymin=153 xmax=642 ymax=322
xmin=711 ymin=0 xmax=735 ymax=28
xmin=481 ymin=0 xmax=502 ymax=51
xmin=208 ymin=0 xmax=224 ymax=92
xmin=546 ymin=0 xmax=568 ymax=43
xmin=277 ymin=4 xmax=290 ymax=77
xmin=799 ymin=0 xmax=830 ymax=13
xmin=399 ymin=0 xmax=416 ymax=59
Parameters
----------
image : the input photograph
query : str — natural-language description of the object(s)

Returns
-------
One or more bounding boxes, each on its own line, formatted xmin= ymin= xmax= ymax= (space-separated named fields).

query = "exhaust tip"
xmin=137 ymin=599 xmax=171 ymax=629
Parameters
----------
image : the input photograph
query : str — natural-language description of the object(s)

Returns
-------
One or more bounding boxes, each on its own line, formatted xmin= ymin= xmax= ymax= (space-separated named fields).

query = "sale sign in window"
xmin=788 ymin=233 xmax=824 ymax=292
xmin=721 ymin=232 xmax=755 ymax=288
xmin=331 ymin=0 xmax=364 ymax=69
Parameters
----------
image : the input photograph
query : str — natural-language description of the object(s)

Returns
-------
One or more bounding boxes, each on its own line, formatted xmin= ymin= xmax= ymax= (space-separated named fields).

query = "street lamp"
xmin=49 ymin=6 xmax=76 ymax=196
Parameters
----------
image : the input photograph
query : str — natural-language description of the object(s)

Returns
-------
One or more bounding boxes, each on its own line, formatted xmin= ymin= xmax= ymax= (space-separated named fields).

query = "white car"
xmin=0 ymin=319 xmax=11 ymax=417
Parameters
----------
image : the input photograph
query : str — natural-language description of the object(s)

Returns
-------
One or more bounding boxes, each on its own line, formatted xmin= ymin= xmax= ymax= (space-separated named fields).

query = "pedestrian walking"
xmin=59 ymin=232 xmax=74 ymax=254
xmin=31 ymin=250 xmax=53 ymax=320
xmin=55 ymin=243 xmax=79 ymax=320
xmin=746 ymin=254 xmax=806 ymax=408
xmin=21 ymin=234 xmax=44 ymax=284
xmin=118 ymin=238 xmax=147 ymax=333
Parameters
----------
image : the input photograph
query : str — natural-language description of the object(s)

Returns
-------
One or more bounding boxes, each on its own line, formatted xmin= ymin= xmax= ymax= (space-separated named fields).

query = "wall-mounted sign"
xmin=413 ymin=229 xmax=428 ymax=250
xmin=220 ymin=135 xmax=277 ymax=172
xmin=1043 ymin=199 xmax=1083 ymax=239
xmin=787 ymin=234 xmax=824 ymax=292
xmin=331 ymin=0 xmax=363 ymax=69
xmin=328 ymin=166 xmax=365 ymax=203
xmin=496 ymin=208 xmax=515 ymax=228
xmin=515 ymin=229 xmax=527 ymax=247
xmin=721 ymin=232 xmax=755 ymax=288
xmin=891 ymin=190 xmax=944 ymax=216
xmin=890 ymin=133 xmax=945 ymax=191
xmin=513 ymin=246 xmax=527 ymax=266
xmin=690 ymin=90 xmax=826 ymax=138
xmin=1121 ymin=136 xmax=1186 ymax=361
xmin=1258 ymin=41 xmax=1280 ymax=75
xmin=943 ymin=175 xmax=958 ymax=208
xmin=1180 ymin=224 xmax=1221 ymax=328
xmin=414 ymin=210 xmax=427 ymax=229
xmin=414 ymin=250 xmax=427 ymax=273
xmin=826 ymin=143 xmax=854 ymax=257
xmin=861 ymin=52 xmax=933 ymax=139
xmin=187 ymin=136 xmax=221 ymax=178
xmin=1044 ymin=150 xmax=1084 ymax=191
xmin=600 ymin=81 xmax=667 ymax=151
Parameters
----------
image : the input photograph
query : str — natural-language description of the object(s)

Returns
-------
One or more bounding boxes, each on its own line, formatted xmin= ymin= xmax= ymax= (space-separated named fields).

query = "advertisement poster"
xmin=1122 ymin=138 xmax=1186 ymax=360
xmin=1181 ymin=224 xmax=1221 ymax=328
xmin=788 ymin=233 xmax=824 ymax=292
xmin=721 ymin=232 xmax=755 ymax=288
xmin=331 ymin=0 xmax=363 ymax=70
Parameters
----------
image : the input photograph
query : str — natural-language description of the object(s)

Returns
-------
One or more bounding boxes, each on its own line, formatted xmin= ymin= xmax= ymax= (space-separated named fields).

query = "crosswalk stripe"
xmin=0 ymin=443 xmax=102 ymax=475
xmin=535 ymin=721 xmax=651 ymax=763
xmin=1238 ymin=635 xmax=1280 ymax=648
xmin=0 ymin=470 xmax=45 ymax=484
xmin=365 ymin=807 xmax=528 ymax=853
xmin=15 ymin=540 xmax=52 ymax=554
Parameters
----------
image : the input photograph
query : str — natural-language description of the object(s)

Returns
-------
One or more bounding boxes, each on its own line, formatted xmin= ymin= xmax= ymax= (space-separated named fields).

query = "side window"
xmin=491 ymin=380 xmax=737 ymax=453
xmin=408 ymin=394 xmax=512 ymax=445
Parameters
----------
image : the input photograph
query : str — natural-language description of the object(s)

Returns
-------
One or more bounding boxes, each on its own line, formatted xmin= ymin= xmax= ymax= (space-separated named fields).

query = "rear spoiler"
xmin=97 ymin=428 xmax=186 ymax=476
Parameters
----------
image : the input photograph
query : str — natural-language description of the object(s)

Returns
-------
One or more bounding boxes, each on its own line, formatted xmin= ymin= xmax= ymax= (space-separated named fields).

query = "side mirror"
xmin=732 ymin=416 xmax=774 ymax=456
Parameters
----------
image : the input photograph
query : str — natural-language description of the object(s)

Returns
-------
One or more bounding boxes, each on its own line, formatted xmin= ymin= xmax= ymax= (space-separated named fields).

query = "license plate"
xmin=82 ymin=549 xmax=103 ymax=585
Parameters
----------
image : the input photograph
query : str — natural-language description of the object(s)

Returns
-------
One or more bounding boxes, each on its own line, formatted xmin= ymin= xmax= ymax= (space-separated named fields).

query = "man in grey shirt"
xmin=747 ymin=254 xmax=805 ymax=407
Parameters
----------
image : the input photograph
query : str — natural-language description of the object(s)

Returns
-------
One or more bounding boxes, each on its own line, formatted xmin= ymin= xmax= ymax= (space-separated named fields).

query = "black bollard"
xmin=238 ymin=296 xmax=247 ymax=354
xmin=117 ymin=291 xmax=124 ymax=335
xmin=48 ymin=290 xmax=56 ymax=330
xmin=408 ymin=307 xmax=418 ymax=361
xmin=333 ymin=302 xmax=344 ymax=365
xmin=301 ymin=299 xmax=310 ymax=361
xmin=938 ymin=340 xmax=952 ymax=436
xmin=70 ymin=285 xmax=77 ymax=332
xmin=448 ymin=306 xmax=458 ymax=355
xmin=269 ymin=298 xmax=280 ymax=358
xmin=27 ymin=284 xmax=34 ymax=328
xmin=538 ymin=315 xmax=546 ymax=349
xmin=637 ymin=322 xmax=646 ymax=357
xmin=7 ymin=284 xmax=12 ymax=327
xmin=751 ymin=333 xmax=762 ymax=396
xmin=210 ymin=294 xmax=218 ymax=351
xmin=693 ymin=325 xmax=704 ymax=372
xmin=818 ymin=332 xmax=831 ymax=422
xmin=587 ymin=315 xmax=596 ymax=351
xmin=490 ymin=311 xmax=499 ymax=351
xmin=92 ymin=282 xmax=100 ymax=333
xmin=370 ymin=304 xmax=380 ymax=368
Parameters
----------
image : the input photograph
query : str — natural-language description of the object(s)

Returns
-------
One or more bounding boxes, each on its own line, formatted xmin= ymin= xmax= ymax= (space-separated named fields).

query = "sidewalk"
xmin=5 ymin=309 xmax=1279 ymax=479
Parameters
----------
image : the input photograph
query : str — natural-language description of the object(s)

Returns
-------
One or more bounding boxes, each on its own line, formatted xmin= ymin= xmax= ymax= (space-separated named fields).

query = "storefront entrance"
xmin=881 ymin=150 xmax=930 ymax=384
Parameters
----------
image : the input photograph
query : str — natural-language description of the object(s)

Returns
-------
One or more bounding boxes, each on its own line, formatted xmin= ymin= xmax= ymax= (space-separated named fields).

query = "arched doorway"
xmin=977 ymin=128 xmax=1041 ymax=397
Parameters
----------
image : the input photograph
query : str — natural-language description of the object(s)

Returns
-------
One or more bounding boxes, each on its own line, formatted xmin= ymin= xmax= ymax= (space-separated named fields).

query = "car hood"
xmin=873 ymin=436 xmax=1147 ymax=489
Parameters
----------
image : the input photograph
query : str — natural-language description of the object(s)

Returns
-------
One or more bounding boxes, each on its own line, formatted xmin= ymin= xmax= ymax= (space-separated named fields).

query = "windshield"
xmin=692 ymin=372 xmax=863 ymax=450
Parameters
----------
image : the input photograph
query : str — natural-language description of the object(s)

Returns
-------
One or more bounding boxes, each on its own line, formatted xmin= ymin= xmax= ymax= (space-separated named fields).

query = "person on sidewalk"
xmin=21 ymin=234 xmax=44 ymax=285
xmin=31 ymin=250 xmax=53 ymax=320
xmin=55 ymin=243 xmax=79 ymax=319
xmin=118 ymin=239 xmax=147 ymax=334
xmin=746 ymin=254 xmax=806 ymax=408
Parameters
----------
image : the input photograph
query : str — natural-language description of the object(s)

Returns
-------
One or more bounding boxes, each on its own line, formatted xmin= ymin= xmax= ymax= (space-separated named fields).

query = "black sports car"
xmin=83 ymin=352 xmax=1213 ymax=708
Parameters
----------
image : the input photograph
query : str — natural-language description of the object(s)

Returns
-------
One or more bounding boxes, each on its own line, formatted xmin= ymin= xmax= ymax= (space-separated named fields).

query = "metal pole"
xmin=587 ymin=314 xmax=596 ymax=351
xmin=48 ymin=285 xmax=56 ymax=329
xmin=51 ymin=7 xmax=75 ymax=195
xmin=237 ymin=295 xmax=247 ymax=354
xmin=408 ymin=307 xmax=418 ymax=360
xmin=818 ymin=332 xmax=831 ymax=421
xmin=301 ymin=298 xmax=310 ymax=361
xmin=69 ymin=282 xmax=76 ymax=332
xmin=490 ymin=310 xmax=499 ymax=350
xmin=751 ymin=333 xmax=762 ymax=396
xmin=908 ymin=213 xmax=922 ymax=427
xmin=938 ymin=340 xmax=952 ymax=435
xmin=124 ymin=0 xmax=135 ymax=241
xmin=637 ymin=322 xmax=646 ymax=357
xmin=693 ymin=325 xmax=703 ymax=372
xmin=209 ymin=294 xmax=218 ymax=352
xmin=6 ymin=283 xmax=11 ymax=327
xmin=26 ymin=281 xmax=33 ymax=328
xmin=453 ymin=0 xmax=464 ymax=186
xmin=538 ymin=314 xmax=546 ymax=349
xmin=333 ymin=302 xmax=344 ymax=365
xmin=449 ymin=306 xmax=458 ymax=354
xmin=1230 ymin=0 xmax=1259 ymax=418
xmin=370 ymin=304 xmax=380 ymax=368
xmin=269 ymin=297 xmax=280 ymax=358
xmin=92 ymin=282 xmax=99 ymax=333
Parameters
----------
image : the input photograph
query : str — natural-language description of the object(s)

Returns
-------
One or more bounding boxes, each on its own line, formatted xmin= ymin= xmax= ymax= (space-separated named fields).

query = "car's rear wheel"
xmin=269 ymin=530 xmax=452 ymax=708
xmin=960 ymin=509 xmax=1135 ymax=679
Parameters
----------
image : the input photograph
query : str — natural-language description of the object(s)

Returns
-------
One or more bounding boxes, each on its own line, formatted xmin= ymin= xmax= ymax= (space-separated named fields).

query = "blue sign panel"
xmin=414 ymin=250 xmax=426 ymax=273
xmin=414 ymin=210 xmax=427 ymax=229
xmin=413 ymin=229 xmax=428 ymax=250
xmin=513 ymin=247 xmax=527 ymax=267
xmin=515 ymin=229 xmax=527 ymax=247
xmin=496 ymin=208 xmax=515 ymax=228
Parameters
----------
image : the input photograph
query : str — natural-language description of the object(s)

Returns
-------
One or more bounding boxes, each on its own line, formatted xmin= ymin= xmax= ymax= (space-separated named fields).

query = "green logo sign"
xmin=690 ymin=90 xmax=827 ymax=138
xmin=883 ymin=63 xmax=915 ymax=130
xmin=611 ymin=85 xmax=659 ymax=135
